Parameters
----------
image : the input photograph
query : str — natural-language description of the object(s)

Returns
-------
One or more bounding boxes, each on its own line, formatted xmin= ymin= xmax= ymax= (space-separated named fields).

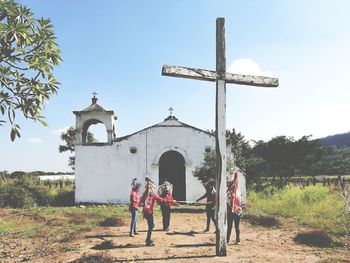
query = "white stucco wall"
xmin=75 ymin=118 xmax=247 ymax=204
xmin=75 ymin=119 xmax=217 ymax=203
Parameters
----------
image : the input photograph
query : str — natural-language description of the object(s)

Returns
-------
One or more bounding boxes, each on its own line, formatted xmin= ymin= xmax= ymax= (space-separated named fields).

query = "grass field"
xmin=247 ymin=185 xmax=349 ymax=235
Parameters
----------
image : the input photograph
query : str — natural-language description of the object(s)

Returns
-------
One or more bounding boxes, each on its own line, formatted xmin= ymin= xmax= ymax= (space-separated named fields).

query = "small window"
xmin=130 ymin=147 xmax=137 ymax=154
xmin=205 ymin=147 xmax=212 ymax=153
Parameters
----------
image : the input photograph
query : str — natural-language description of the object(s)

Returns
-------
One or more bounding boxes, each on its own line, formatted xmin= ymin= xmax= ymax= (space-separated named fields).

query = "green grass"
xmin=0 ymin=205 xmax=130 ymax=240
xmin=248 ymin=185 xmax=348 ymax=234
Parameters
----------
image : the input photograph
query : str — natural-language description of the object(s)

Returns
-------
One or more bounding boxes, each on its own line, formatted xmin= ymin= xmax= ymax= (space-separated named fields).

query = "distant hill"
xmin=319 ymin=132 xmax=350 ymax=148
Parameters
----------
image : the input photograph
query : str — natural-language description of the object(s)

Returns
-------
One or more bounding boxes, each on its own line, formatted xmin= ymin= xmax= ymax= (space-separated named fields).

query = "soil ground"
xmin=1 ymin=208 xmax=349 ymax=263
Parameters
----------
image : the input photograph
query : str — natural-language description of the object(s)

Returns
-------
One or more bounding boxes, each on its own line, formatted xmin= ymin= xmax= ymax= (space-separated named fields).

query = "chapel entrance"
xmin=159 ymin=151 xmax=186 ymax=201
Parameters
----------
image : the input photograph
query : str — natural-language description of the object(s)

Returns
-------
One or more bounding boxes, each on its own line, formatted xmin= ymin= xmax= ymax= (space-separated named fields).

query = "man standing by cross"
xmin=162 ymin=17 xmax=278 ymax=256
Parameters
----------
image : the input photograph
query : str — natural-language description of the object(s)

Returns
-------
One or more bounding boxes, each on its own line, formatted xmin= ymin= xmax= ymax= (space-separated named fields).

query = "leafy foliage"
xmin=0 ymin=0 xmax=61 ymax=140
xmin=0 ymin=176 xmax=76 ymax=208
xmin=0 ymin=176 xmax=56 ymax=207
xmin=247 ymin=136 xmax=326 ymax=182
xmin=226 ymin=128 xmax=251 ymax=172
xmin=54 ymin=188 xmax=75 ymax=206
xmin=58 ymin=126 xmax=96 ymax=169
xmin=192 ymin=149 xmax=234 ymax=186
xmin=0 ymin=183 xmax=34 ymax=208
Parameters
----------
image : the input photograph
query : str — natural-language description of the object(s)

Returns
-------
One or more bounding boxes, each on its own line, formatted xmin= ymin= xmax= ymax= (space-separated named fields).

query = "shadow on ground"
xmin=244 ymin=214 xmax=280 ymax=227
xmin=113 ymin=254 xmax=218 ymax=262
xmin=166 ymin=230 xmax=198 ymax=236
xmin=91 ymin=240 xmax=145 ymax=250
xmin=172 ymin=207 xmax=205 ymax=214
xmin=293 ymin=230 xmax=342 ymax=248
xmin=84 ymin=234 xmax=126 ymax=239
xmin=173 ymin=242 xmax=215 ymax=248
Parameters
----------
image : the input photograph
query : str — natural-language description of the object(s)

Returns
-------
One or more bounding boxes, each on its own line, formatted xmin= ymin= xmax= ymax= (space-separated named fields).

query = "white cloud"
xmin=52 ymin=126 xmax=70 ymax=136
xmin=27 ymin=138 xmax=43 ymax=144
xmin=227 ymin=58 xmax=274 ymax=77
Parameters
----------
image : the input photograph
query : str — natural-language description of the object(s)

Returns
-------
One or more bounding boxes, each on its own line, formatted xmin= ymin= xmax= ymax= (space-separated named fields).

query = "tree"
xmin=248 ymin=135 xmax=326 ymax=179
xmin=193 ymin=149 xmax=234 ymax=186
xmin=207 ymin=128 xmax=251 ymax=172
xmin=226 ymin=129 xmax=251 ymax=172
xmin=59 ymin=127 xmax=95 ymax=170
xmin=0 ymin=0 xmax=61 ymax=141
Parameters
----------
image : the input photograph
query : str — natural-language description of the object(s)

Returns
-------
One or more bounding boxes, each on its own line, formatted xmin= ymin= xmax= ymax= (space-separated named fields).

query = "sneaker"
xmin=145 ymin=241 xmax=155 ymax=246
xmin=133 ymin=232 xmax=139 ymax=235
xmin=129 ymin=233 xmax=135 ymax=237
xmin=203 ymin=228 xmax=209 ymax=232
xmin=163 ymin=228 xmax=169 ymax=231
xmin=235 ymin=241 xmax=240 ymax=245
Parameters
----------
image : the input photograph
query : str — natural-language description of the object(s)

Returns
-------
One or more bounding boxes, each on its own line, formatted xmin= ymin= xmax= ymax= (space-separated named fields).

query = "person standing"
xmin=129 ymin=182 xmax=141 ymax=237
xmin=196 ymin=179 xmax=216 ymax=232
xmin=227 ymin=172 xmax=243 ymax=245
xmin=159 ymin=181 xmax=178 ymax=231
xmin=140 ymin=179 xmax=166 ymax=246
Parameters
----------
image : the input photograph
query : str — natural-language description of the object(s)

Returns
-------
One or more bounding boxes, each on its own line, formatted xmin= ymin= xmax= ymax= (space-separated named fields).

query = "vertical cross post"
xmin=215 ymin=17 xmax=227 ymax=256
xmin=161 ymin=17 xmax=278 ymax=257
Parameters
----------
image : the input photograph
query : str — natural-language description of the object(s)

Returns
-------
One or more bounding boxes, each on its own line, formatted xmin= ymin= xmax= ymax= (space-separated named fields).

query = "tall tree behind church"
xmin=58 ymin=127 xmax=95 ymax=170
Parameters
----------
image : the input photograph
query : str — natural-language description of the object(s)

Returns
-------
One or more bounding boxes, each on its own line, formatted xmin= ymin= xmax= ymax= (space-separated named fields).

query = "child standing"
xmin=227 ymin=172 xmax=243 ymax=245
xmin=196 ymin=179 xmax=216 ymax=232
xmin=159 ymin=181 xmax=178 ymax=231
xmin=129 ymin=182 xmax=141 ymax=237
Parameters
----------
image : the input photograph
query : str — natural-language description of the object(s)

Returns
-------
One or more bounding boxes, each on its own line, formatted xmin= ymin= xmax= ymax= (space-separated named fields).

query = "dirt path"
xmin=47 ymin=211 xmax=350 ymax=262
xmin=1 ymin=209 xmax=349 ymax=262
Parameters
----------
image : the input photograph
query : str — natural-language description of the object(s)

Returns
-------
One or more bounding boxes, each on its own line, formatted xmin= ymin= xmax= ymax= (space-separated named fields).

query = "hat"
xmin=159 ymin=180 xmax=173 ymax=194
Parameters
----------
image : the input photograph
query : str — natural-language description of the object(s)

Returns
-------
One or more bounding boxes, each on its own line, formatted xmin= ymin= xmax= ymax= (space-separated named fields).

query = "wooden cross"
xmin=168 ymin=107 xmax=174 ymax=116
xmin=92 ymin=91 xmax=98 ymax=98
xmin=162 ymin=18 xmax=278 ymax=256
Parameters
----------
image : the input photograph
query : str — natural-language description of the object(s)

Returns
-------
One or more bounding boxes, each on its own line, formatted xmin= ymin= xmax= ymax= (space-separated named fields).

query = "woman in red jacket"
xmin=139 ymin=179 xmax=167 ymax=246
xmin=129 ymin=182 xmax=141 ymax=237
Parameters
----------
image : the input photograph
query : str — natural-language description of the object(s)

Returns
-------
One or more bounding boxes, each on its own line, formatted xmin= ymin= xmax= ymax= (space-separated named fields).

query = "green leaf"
xmin=10 ymin=127 xmax=16 ymax=141
xmin=38 ymin=119 xmax=48 ymax=127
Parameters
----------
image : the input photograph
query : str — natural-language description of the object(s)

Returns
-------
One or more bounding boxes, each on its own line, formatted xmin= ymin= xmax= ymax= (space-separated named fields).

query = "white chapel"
xmin=73 ymin=96 xmax=245 ymax=204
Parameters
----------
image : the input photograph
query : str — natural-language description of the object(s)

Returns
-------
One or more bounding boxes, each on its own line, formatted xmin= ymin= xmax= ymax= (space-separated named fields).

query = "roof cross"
xmin=168 ymin=107 xmax=174 ymax=116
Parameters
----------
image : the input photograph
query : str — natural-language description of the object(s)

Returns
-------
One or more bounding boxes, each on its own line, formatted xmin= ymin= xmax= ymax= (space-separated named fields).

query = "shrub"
xmin=0 ymin=178 xmax=75 ymax=208
xmin=54 ymin=189 xmax=75 ymax=206
xmin=0 ymin=184 xmax=34 ymax=208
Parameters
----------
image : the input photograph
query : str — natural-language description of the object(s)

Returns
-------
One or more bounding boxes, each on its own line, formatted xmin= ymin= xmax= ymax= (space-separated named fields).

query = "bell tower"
xmin=73 ymin=93 xmax=117 ymax=145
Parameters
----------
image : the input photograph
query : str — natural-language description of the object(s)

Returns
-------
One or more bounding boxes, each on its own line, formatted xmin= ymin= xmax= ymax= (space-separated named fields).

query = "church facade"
xmin=74 ymin=96 xmax=245 ymax=204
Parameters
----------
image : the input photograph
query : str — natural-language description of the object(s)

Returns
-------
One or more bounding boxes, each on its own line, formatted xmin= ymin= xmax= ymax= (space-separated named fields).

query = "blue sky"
xmin=1 ymin=0 xmax=350 ymax=172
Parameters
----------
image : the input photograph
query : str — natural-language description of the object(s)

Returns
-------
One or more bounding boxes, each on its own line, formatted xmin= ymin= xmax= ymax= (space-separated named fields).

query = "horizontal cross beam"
xmin=162 ymin=64 xmax=279 ymax=87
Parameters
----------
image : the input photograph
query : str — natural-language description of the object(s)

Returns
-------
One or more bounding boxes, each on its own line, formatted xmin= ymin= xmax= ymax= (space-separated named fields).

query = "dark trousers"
xmin=144 ymin=213 xmax=154 ymax=243
xmin=227 ymin=210 xmax=241 ymax=243
xmin=161 ymin=205 xmax=171 ymax=230
xmin=130 ymin=207 xmax=138 ymax=234
xmin=205 ymin=205 xmax=216 ymax=230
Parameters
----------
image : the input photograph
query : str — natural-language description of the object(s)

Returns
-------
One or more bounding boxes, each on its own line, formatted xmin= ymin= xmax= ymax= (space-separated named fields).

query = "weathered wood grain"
xmin=162 ymin=65 xmax=279 ymax=87
xmin=215 ymin=17 xmax=227 ymax=257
